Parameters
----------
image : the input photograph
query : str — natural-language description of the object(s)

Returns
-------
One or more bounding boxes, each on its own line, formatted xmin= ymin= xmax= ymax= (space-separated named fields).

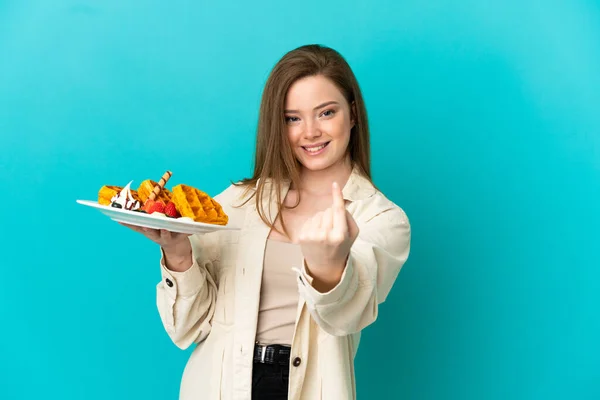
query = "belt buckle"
xmin=260 ymin=345 xmax=267 ymax=363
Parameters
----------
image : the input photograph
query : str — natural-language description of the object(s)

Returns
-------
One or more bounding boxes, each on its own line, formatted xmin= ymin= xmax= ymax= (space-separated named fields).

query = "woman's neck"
xmin=295 ymin=155 xmax=353 ymax=197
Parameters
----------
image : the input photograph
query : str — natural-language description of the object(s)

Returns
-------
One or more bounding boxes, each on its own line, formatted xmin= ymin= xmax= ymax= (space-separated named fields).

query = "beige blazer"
xmin=156 ymin=168 xmax=411 ymax=400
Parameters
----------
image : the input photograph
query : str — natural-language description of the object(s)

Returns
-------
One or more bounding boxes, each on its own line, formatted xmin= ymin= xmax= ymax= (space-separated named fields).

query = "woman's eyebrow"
xmin=284 ymin=101 xmax=340 ymax=113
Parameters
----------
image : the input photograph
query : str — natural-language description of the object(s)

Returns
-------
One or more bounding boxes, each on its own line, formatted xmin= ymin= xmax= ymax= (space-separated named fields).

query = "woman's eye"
xmin=285 ymin=116 xmax=300 ymax=123
xmin=321 ymin=109 xmax=335 ymax=117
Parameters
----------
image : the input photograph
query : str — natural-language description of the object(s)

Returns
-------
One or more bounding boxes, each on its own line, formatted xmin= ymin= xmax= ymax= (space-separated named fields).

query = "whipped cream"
xmin=110 ymin=181 xmax=141 ymax=211
xmin=150 ymin=212 xmax=168 ymax=218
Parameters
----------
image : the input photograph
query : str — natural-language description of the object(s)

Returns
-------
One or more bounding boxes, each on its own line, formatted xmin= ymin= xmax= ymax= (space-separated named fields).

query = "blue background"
xmin=1 ymin=1 xmax=599 ymax=399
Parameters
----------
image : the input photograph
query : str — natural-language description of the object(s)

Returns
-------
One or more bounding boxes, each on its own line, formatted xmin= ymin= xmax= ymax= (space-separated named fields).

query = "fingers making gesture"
xmin=299 ymin=182 xmax=359 ymax=282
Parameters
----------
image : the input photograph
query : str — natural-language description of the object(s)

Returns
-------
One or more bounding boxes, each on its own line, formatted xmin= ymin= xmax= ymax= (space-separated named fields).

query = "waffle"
xmin=171 ymin=184 xmax=229 ymax=225
xmin=137 ymin=179 xmax=172 ymax=203
xmin=98 ymin=185 xmax=141 ymax=206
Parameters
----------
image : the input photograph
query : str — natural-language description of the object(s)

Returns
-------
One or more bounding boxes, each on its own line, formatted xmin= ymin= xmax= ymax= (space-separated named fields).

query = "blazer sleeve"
xmin=155 ymin=186 xmax=236 ymax=349
xmin=156 ymin=231 xmax=220 ymax=349
xmin=294 ymin=204 xmax=411 ymax=336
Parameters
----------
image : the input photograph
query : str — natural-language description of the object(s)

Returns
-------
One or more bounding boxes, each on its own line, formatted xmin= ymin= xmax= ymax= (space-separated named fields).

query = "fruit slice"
xmin=144 ymin=199 xmax=165 ymax=214
xmin=164 ymin=201 xmax=180 ymax=218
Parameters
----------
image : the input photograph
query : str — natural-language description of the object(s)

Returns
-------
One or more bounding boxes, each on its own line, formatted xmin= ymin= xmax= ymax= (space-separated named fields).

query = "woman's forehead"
xmin=285 ymin=76 xmax=347 ymax=109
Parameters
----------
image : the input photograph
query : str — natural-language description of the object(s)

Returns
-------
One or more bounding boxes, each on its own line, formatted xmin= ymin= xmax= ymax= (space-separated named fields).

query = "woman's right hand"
xmin=119 ymin=223 xmax=193 ymax=272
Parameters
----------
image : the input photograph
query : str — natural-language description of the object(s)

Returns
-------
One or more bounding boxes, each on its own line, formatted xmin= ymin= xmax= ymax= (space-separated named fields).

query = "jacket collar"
xmin=341 ymin=166 xmax=377 ymax=202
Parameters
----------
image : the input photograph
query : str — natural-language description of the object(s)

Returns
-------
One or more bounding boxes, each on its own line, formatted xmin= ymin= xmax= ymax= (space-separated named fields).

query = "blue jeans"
xmin=251 ymin=361 xmax=290 ymax=400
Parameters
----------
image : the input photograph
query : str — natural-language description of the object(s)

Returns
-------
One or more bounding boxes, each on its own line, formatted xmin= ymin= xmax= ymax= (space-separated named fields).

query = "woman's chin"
xmin=297 ymin=157 xmax=336 ymax=172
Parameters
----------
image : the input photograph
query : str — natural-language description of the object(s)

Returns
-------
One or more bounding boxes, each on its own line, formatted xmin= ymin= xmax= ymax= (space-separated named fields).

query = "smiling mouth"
xmin=302 ymin=142 xmax=330 ymax=153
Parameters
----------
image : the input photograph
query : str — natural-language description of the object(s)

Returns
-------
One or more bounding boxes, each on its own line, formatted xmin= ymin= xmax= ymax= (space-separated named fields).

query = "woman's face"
xmin=284 ymin=75 xmax=354 ymax=172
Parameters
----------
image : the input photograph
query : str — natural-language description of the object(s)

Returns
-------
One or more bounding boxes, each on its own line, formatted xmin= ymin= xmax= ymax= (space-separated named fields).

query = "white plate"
xmin=76 ymin=200 xmax=240 ymax=234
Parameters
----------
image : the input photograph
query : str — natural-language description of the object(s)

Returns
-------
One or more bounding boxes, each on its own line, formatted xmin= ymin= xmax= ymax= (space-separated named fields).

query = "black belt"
xmin=253 ymin=343 xmax=291 ymax=365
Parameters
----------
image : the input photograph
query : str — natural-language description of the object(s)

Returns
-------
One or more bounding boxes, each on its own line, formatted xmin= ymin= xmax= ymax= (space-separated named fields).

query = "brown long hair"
xmin=234 ymin=44 xmax=372 ymax=235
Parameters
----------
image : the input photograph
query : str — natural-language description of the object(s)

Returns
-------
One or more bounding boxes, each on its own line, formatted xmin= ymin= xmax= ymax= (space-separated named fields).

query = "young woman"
xmin=124 ymin=44 xmax=411 ymax=400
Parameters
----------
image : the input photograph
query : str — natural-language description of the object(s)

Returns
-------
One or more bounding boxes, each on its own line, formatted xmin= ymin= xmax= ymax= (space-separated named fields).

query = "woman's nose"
xmin=303 ymin=120 xmax=322 ymax=139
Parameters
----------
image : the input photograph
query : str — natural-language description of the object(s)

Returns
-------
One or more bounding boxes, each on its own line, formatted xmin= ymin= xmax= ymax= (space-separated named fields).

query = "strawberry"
xmin=164 ymin=201 xmax=180 ymax=218
xmin=143 ymin=199 xmax=156 ymax=213
xmin=146 ymin=200 xmax=165 ymax=214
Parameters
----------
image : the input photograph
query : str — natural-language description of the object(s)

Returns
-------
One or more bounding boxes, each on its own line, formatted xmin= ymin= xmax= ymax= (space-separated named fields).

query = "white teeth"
xmin=304 ymin=144 xmax=326 ymax=153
